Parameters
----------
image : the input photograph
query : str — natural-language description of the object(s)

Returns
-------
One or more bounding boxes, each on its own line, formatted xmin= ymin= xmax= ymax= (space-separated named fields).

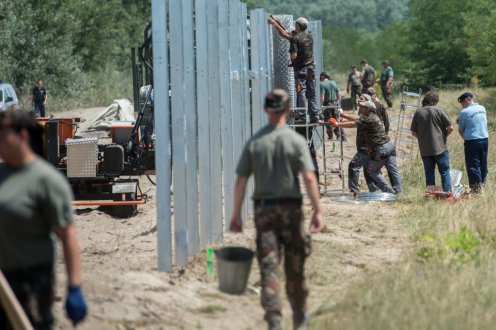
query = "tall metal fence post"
xmin=219 ymin=0 xmax=234 ymax=234
xmin=182 ymin=0 xmax=200 ymax=255
xmin=195 ymin=0 xmax=213 ymax=248
xmin=240 ymin=4 xmax=253 ymax=217
xmin=169 ymin=0 xmax=188 ymax=266
xmin=207 ymin=0 xmax=224 ymax=243
xmin=309 ymin=21 xmax=323 ymax=112
xmin=152 ymin=0 xmax=172 ymax=272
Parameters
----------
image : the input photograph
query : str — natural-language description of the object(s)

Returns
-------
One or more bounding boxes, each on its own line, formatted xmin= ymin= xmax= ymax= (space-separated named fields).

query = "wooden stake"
xmin=0 ymin=270 xmax=33 ymax=330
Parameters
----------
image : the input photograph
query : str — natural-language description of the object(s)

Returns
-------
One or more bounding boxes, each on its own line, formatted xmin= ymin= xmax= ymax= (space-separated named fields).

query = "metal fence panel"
xmin=207 ymin=0 xmax=224 ymax=243
xmin=249 ymin=9 xmax=262 ymax=133
xmin=195 ymin=0 xmax=212 ymax=248
xmin=152 ymin=0 xmax=172 ymax=272
xmin=230 ymin=0 xmax=242 ymax=162
xmin=169 ymin=0 xmax=188 ymax=266
xmin=219 ymin=0 xmax=234 ymax=234
xmin=308 ymin=21 xmax=323 ymax=111
xmin=259 ymin=10 xmax=269 ymax=127
xmin=240 ymin=4 xmax=253 ymax=217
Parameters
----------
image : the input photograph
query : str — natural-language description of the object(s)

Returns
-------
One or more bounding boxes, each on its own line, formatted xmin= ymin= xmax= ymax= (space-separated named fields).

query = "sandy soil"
xmin=51 ymin=105 xmax=411 ymax=329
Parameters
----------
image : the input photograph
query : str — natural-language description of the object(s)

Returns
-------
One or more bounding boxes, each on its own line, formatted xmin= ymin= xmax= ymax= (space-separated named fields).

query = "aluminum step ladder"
xmin=394 ymin=86 xmax=422 ymax=159
xmin=321 ymin=104 xmax=345 ymax=195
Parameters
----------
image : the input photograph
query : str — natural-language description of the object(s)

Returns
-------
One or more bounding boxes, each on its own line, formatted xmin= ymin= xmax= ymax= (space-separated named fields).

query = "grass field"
xmin=310 ymin=87 xmax=496 ymax=329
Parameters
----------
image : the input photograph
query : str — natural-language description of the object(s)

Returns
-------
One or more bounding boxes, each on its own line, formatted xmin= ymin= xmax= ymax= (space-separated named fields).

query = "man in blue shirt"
xmin=457 ymin=92 xmax=489 ymax=193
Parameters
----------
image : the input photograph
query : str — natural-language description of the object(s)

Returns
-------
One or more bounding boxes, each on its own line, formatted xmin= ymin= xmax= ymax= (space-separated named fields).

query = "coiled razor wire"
xmin=271 ymin=15 xmax=295 ymax=108
xmin=325 ymin=192 xmax=397 ymax=203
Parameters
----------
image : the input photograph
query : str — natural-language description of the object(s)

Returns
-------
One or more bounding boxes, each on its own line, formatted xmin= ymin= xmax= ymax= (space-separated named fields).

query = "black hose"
xmin=147 ymin=174 xmax=156 ymax=186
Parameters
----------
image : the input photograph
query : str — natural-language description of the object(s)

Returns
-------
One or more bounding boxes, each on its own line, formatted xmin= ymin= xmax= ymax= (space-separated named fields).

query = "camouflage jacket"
xmin=289 ymin=31 xmax=314 ymax=70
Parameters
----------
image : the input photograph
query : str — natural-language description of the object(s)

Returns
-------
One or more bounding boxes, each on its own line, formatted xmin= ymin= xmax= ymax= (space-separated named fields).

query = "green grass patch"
xmin=311 ymin=87 xmax=496 ymax=329
xmin=195 ymin=305 xmax=227 ymax=315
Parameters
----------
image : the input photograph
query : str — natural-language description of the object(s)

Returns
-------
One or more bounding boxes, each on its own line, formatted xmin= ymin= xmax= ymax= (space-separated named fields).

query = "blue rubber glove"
xmin=65 ymin=285 xmax=88 ymax=326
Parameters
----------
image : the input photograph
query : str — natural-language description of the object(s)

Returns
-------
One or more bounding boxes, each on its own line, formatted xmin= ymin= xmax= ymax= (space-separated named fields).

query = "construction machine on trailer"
xmin=37 ymin=25 xmax=156 ymax=218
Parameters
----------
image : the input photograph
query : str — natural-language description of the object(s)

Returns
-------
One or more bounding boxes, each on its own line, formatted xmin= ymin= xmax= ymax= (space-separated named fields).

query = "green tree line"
xmin=1 ymin=0 xmax=493 ymax=110
xmin=252 ymin=0 xmax=496 ymax=88
xmin=0 ymin=0 xmax=150 ymax=110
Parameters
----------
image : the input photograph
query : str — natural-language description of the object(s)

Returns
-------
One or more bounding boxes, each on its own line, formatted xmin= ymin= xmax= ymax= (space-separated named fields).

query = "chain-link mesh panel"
xmin=271 ymin=15 xmax=295 ymax=108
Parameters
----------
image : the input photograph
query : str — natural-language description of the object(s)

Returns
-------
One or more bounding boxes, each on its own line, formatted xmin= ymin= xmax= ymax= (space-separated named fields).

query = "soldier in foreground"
xmin=0 ymin=111 xmax=87 ymax=329
xmin=229 ymin=89 xmax=324 ymax=330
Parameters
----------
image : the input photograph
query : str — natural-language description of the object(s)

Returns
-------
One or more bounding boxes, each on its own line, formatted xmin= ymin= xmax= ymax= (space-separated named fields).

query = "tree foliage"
xmin=248 ymin=0 xmax=410 ymax=31
xmin=0 ymin=0 xmax=150 ymax=109
xmin=463 ymin=0 xmax=496 ymax=86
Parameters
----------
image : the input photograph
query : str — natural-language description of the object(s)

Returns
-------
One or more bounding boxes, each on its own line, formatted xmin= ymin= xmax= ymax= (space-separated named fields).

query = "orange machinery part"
xmin=73 ymin=200 xmax=146 ymax=206
xmin=37 ymin=117 xmax=76 ymax=145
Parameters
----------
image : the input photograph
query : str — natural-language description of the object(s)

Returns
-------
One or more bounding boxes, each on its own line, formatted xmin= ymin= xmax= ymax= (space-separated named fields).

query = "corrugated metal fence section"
xmin=152 ymin=0 xmax=323 ymax=271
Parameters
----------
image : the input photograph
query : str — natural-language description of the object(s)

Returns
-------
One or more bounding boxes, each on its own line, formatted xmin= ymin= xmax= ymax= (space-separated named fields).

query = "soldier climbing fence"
xmin=151 ymin=0 xmax=323 ymax=271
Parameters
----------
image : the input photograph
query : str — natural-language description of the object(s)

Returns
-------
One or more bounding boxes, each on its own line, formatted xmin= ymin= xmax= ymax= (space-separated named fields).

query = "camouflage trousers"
xmin=254 ymin=203 xmax=312 ymax=324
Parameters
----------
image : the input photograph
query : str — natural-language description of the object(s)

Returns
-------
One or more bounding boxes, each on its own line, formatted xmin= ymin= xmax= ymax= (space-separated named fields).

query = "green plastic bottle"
xmin=207 ymin=246 xmax=213 ymax=279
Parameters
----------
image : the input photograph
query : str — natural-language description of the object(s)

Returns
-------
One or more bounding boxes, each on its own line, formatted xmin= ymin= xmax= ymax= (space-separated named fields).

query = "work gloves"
xmin=65 ymin=285 xmax=88 ymax=326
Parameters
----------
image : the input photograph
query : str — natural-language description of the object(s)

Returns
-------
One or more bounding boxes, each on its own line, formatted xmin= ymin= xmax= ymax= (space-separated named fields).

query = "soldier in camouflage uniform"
xmin=320 ymin=72 xmax=345 ymax=141
xmin=367 ymin=87 xmax=390 ymax=134
xmin=379 ymin=60 xmax=394 ymax=108
xmin=366 ymin=87 xmax=398 ymax=191
xmin=268 ymin=16 xmax=320 ymax=183
xmin=331 ymin=95 xmax=402 ymax=193
xmin=268 ymin=16 xmax=317 ymax=123
xmin=347 ymin=65 xmax=361 ymax=110
xmin=360 ymin=59 xmax=376 ymax=94
xmin=229 ymin=89 xmax=324 ymax=330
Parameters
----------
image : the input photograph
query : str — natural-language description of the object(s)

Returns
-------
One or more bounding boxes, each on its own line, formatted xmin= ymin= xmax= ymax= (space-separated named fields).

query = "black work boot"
xmin=293 ymin=311 xmax=309 ymax=329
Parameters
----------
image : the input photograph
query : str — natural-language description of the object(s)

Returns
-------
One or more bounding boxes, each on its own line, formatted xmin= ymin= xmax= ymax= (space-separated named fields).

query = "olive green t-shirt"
xmin=236 ymin=125 xmax=315 ymax=199
xmin=361 ymin=65 xmax=376 ymax=85
xmin=380 ymin=66 xmax=394 ymax=82
xmin=320 ymin=80 xmax=339 ymax=102
xmin=410 ymin=106 xmax=451 ymax=156
xmin=0 ymin=157 xmax=74 ymax=270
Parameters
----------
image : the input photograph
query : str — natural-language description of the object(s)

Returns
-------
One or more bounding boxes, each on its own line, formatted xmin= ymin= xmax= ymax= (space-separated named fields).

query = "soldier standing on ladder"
xmin=268 ymin=16 xmax=320 ymax=182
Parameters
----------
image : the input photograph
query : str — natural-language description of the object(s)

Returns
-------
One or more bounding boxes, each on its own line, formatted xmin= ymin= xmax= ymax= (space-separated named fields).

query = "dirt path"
xmin=52 ymin=106 xmax=409 ymax=329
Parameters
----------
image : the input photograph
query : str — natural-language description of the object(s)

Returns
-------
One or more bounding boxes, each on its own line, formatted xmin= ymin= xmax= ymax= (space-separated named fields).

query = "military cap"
xmin=295 ymin=17 xmax=308 ymax=28
xmin=457 ymin=92 xmax=473 ymax=103
xmin=265 ymin=89 xmax=289 ymax=112
xmin=366 ymin=87 xmax=376 ymax=95
xmin=359 ymin=94 xmax=372 ymax=102
xmin=382 ymin=60 xmax=390 ymax=66
xmin=358 ymin=99 xmax=376 ymax=112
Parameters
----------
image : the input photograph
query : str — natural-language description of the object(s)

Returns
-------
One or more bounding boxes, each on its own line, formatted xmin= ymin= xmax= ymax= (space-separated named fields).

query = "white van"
xmin=0 ymin=81 xmax=19 ymax=111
